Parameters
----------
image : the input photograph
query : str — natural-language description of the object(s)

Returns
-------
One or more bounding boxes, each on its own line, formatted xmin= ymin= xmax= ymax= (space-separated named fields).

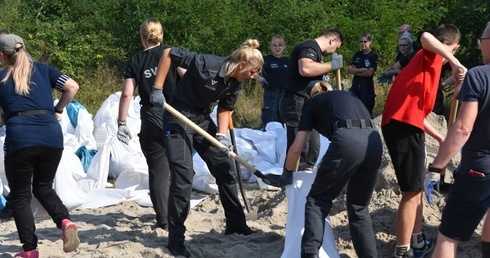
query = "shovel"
xmin=163 ymin=103 xmax=281 ymax=188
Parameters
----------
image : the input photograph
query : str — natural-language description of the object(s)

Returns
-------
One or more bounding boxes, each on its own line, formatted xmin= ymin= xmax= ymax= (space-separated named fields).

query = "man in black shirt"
xmin=280 ymin=27 xmax=344 ymax=171
xmin=280 ymin=89 xmax=382 ymax=258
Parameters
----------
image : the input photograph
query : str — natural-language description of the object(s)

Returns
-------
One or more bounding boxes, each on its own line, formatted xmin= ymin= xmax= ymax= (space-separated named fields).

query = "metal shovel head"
xmin=254 ymin=170 xmax=281 ymax=188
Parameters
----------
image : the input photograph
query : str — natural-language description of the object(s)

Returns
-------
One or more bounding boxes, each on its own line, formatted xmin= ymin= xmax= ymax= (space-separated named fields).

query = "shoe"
xmin=413 ymin=237 xmax=435 ymax=258
xmin=224 ymin=225 xmax=256 ymax=235
xmin=393 ymin=249 xmax=414 ymax=258
xmin=154 ymin=223 xmax=168 ymax=230
xmin=14 ymin=250 xmax=39 ymax=258
xmin=61 ymin=219 xmax=80 ymax=253
xmin=167 ymin=243 xmax=191 ymax=257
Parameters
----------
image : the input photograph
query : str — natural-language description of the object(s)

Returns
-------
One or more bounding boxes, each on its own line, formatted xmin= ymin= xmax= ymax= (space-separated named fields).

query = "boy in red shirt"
xmin=381 ymin=24 xmax=467 ymax=258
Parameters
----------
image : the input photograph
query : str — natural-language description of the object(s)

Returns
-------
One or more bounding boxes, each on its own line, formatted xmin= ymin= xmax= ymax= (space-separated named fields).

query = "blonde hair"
xmin=140 ymin=18 xmax=163 ymax=46
xmin=1 ymin=44 xmax=32 ymax=96
xmin=307 ymin=81 xmax=333 ymax=98
xmin=226 ymin=39 xmax=263 ymax=79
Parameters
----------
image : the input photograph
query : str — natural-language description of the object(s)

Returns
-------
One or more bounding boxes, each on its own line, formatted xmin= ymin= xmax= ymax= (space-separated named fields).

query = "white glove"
xmin=423 ymin=172 xmax=441 ymax=204
xmin=330 ymin=53 xmax=343 ymax=70
xmin=149 ymin=86 xmax=166 ymax=107
xmin=216 ymin=133 xmax=233 ymax=157
xmin=117 ymin=124 xmax=132 ymax=144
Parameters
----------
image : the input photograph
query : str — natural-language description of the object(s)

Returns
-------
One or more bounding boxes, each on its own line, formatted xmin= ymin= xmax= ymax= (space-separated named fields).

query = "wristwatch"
xmin=117 ymin=120 xmax=126 ymax=125
xmin=54 ymin=107 xmax=63 ymax=114
xmin=427 ymin=163 xmax=442 ymax=173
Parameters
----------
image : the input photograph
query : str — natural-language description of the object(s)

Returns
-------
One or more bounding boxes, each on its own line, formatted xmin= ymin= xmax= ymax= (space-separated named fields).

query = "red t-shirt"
xmin=381 ymin=49 xmax=443 ymax=131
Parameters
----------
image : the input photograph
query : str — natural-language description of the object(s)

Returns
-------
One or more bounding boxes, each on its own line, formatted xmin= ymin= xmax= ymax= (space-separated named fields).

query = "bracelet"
xmin=54 ymin=107 xmax=63 ymax=114
xmin=427 ymin=163 xmax=442 ymax=173
xmin=118 ymin=120 xmax=126 ymax=125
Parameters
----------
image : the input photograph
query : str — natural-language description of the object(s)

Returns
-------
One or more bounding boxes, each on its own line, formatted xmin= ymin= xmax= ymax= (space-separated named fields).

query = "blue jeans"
xmin=261 ymin=90 xmax=283 ymax=127
xmin=5 ymin=146 xmax=69 ymax=251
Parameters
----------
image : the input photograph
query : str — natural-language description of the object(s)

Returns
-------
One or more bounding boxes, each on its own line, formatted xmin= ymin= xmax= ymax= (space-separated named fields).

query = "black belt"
xmin=265 ymin=87 xmax=283 ymax=93
xmin=7 ymin=109 xmax=54 ymax=120
xmin=334 ymin=119 xmax=373 ymax=131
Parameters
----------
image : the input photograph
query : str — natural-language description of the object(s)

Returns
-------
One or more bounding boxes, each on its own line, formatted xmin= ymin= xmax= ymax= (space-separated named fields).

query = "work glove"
xmin=117 ymin=124 xmax=132 ymax=144
xmin=279 ymin=168 xmax=293 ymax=187
xmin=216 ymin=133 xmax=233 ymax=157
xmin=377 ymin=73 xmax=393 ymax=85
xmin=330 ymin=53 xmax=343 ymax=71
xmin=423 ymin=172 xmax=441 ymax=204
xmin=150 ymin=86 xmax=166 ymax=107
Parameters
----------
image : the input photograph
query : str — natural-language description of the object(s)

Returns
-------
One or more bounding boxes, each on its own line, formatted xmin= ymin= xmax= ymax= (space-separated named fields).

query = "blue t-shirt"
xmin=0 ymin=62 xmax=65 ymax=155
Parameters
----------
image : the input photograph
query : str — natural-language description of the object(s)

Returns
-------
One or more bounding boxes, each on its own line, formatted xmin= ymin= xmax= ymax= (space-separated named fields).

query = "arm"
xmin=284 ymin=131 xmax=309 ymax=171
xmin=298 ymin=58 xmax=334 ymax=77
xmin=217 ymin=106 xmax=232 ymax=135
xmin=117 ymin=78 xmax=136 ymax=123
xmin=420 ymin=32 xmax=467 ymax=84
xmin=355 ymin=67 xmax=375 ymax=77
xmin=432 ymin=101 xmax=478 ymax=168
xmin=424 ymin=118 xmax=444 ymax=144
xmin=385 ymin=62 xmax=403 ymax=77
xmin=154 ymin=48 xmax=172 ymax=89
xmin=54 ymin=78 xmax=79 ymax=112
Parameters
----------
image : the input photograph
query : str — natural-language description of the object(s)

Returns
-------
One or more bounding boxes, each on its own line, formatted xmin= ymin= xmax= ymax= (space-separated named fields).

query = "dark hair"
xmin=360 ymin=33 xmax=372 ymax=41
xmin=321 ymin=26 xmax=344 ymax=46
xmin=435 ymin=24 xmax=460 ymax=45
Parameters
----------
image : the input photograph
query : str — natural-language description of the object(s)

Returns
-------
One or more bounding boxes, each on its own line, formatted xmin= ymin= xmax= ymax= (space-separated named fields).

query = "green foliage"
xmin=0 ymin=0 xmax=488 ymax=126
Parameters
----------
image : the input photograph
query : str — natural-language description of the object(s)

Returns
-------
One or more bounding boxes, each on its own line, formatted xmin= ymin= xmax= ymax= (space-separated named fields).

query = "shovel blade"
xmin=254 ymin=170 xmax=281 ymax=188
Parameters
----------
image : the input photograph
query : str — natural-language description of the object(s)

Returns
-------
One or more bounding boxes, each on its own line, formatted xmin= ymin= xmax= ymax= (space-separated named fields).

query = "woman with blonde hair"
xmin=0 ymin=34 xmax=80 ymax=258
xmin=117 ymin=18 xmax=183 ymax=231
xmin=151 ymin=39 xmax=263 ymax=257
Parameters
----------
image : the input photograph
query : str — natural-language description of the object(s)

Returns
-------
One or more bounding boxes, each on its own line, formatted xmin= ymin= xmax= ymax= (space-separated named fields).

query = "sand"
xmin=0 ymin=113 xmax=484 ymax=257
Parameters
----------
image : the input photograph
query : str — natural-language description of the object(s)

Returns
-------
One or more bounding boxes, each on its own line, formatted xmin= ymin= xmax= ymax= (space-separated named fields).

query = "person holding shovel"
xmin=280 ymin=26 xmax=344 ymax=172
xmin=152 ymin=39 xmax=263 ymax=257
xmin=279 ymin=80 xmax=382 ymax=258
xmin=381 ymin=24 xmax=466 ymax=258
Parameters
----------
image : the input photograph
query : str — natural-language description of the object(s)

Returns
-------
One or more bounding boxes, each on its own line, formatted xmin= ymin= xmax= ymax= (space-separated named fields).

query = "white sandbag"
xmin=53 ymin=150 xmax=88 ymax=210
xmin=114 ymin=166 xmax=149 ymax=190
xmin=80 ymin=188 xmax=127 ymax=209
xmin=281 ymin=170 xmax=339 ymax=258
xmin=77 ymin=142 xmax=110 ymax=192
xmin=265 ymin=122 xmax=287 ymax=165
xmin=192 ymin=153 xmax=218 ymax=194
xmin=108 ymin=137 xmax=147 ymax=178
xmin=75 ymin=109 xmax=97 ymax=150
xmin=240 ymin=128 xmax=277 ymax=164
xmin=54 ymin=99 xmax=76 ymax=136
xmin=316 ymin=136 xmax=330 ymax=167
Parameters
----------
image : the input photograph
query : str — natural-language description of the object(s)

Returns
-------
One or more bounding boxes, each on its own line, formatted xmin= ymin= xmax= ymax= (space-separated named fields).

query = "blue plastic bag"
xmin=65 ymin=100 xmax=87 ymax=128
xmin=75 ymin=146 xmax=98 ymax=173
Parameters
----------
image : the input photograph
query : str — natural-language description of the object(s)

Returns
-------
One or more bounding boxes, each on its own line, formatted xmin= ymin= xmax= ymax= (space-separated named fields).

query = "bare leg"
xmin=432 ymin=231 xmax=457 ymax=258
xmin=396 ymin=191 xmax=422 ymax=245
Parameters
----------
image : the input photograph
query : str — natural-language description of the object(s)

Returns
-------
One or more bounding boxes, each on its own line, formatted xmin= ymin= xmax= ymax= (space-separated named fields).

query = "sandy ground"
xmin=0 ymin=113 xmax=485 ymax=257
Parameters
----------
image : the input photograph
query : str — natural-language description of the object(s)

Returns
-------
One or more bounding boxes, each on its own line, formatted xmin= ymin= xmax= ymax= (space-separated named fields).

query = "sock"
xmin=482 ymin=241 xmax=490 ymax=258
xmin=411 ymin=232 xmax=424 ymax=249
xmin=395 ymin=244 xmax=411 ymax=256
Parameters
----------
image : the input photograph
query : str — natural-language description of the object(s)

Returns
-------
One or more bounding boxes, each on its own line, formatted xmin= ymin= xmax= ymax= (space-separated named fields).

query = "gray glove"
xmin=279 ymin=168 xmax=293 ymax=187
xmin=149 ymin=86 xmax=166 ymax=107
xmin=330 ymin=53 xmax=343 ymax=71
xmin=216 ymin=133 xmax=233 ymax=156
xmin=117 ymin=124 xmax=132 ymax=144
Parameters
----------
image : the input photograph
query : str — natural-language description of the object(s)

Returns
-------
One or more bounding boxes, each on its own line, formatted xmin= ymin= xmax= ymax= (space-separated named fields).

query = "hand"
xmin=423 ymin=172 xmax=441 ymax=204
xmin=149 ymin=86 xmax=166 ymax=107
xmin=279 ymin=168 xmax=293 ymax=187
xmin=330 ymin=53 xmax=343 ymax=70
xmin=451 ymin=65 xmax=467 ymax=85
xmin=117 ymin=124 xmax=132 ymax=144
xmin=216 ymin=133 xmax=233 ymax=157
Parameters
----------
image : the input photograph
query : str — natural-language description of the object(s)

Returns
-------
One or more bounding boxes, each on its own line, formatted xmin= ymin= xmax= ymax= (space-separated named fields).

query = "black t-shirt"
xmin=169 ymin=47 xmax=242 ymax=111
xmin=262 ymin=55 xmax=289 ymax=89
xmin=283 ymin=39 xmax=323 ymax=95
xmin=350 ymin=50 xmax=379 ymax=82
xmin=298 ymin=91 xmax=372 ymax=139
xmin=124 ymin=44 xmax=178 ymax=106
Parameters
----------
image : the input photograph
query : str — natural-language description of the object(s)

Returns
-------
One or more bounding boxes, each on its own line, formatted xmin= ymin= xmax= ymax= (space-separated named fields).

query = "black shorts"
xmin=439 ymin=171 xmax=490 ymax=241
xmin=382 ymin=120 xmax=425 ymax=192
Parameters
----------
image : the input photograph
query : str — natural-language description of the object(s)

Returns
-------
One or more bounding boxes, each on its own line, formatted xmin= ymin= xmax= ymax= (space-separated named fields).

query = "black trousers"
xmin=280 ymin=93 xmax=320 ymax=170
xmin=5 ymin=146 xmax=70 ymax=251
xmin=164 ymin=104 xmax=246 ymax=246
xmin=301 ymin=127 xmax=382 ymax=258
xmin=139 ymin=105 xmax=170 ymax=227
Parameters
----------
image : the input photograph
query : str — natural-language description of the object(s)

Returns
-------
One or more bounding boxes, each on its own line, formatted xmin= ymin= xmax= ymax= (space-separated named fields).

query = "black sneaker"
xmin=167 ymin=243 xmax=191 ymax=258
xmin=154 ymin=223 xmax=168 ymax=230
xmin=224 ymin=225 xmax=256 ymax=235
